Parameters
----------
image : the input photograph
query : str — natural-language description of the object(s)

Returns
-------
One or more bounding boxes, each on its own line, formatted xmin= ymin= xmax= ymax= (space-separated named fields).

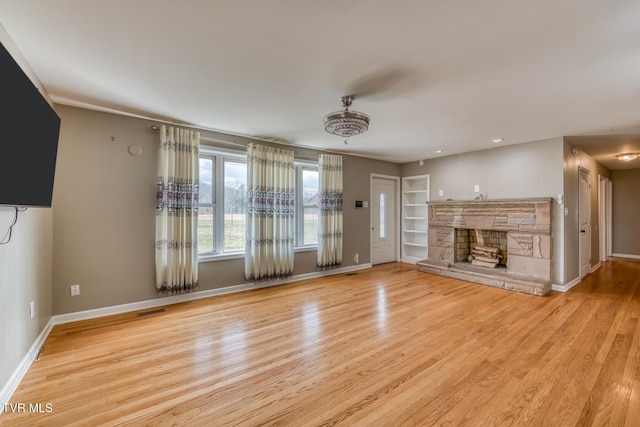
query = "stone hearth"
xmin=417 ymin=198 xmax=552 ymax=296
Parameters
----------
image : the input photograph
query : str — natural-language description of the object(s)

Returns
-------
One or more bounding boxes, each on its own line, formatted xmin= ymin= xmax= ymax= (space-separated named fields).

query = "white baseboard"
xmin=0 ymin=263 xmax=372 ymax=411
xmin=401 ymin=256 xmax=423 ymax=265
xmin=612 ymin=253 xmax=640 ymax=260
xmin=552 ymin=276 xmax=581 ymax=293
xmin=552 ymin=261 xmax=603 ymax=293
xmin=52 ymin=263 xmax=372 ymax=325
xmin=0 ymin=317 xmax=55 ymax=410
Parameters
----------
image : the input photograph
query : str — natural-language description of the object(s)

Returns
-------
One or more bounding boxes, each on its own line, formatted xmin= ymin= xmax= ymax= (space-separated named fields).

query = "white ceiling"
xmin=2 ymin=0 xmax=640 ymax=168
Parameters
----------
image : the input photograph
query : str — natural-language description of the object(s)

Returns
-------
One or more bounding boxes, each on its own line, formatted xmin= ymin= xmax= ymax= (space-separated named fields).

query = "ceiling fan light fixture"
xmin=616 ymin=152 xmax=639 ymax=162
xmin=323 ymin=96 xmax=370 ymax=139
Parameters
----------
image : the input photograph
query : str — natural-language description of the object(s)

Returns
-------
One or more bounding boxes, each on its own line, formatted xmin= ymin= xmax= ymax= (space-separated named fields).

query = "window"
xmin=223 ymin=160 xmax=247 ymax=251
xmin=198 ymin=156 xmax=215 ymax=253
xmin=198 ymin=149 xmax=318 ymax=258
xmin=297 ymin=166 xmax=319 ymax=246
xmin=198 ymin=151 xmax=247 ymax=256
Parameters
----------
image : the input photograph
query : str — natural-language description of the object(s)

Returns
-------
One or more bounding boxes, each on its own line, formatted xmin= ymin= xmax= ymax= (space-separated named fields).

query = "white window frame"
xmin=295 ymin=162 xmax=319 ymax=249
xmin=199 ymin=147 xmax=247 ymax=261
xmin=198 ymin=147 xmax=318 ymax=262
xmin=198 ymin=153 xmax=216 ymax=255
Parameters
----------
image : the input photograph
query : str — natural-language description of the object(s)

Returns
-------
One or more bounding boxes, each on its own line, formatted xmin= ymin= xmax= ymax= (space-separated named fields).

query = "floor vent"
xmin=137 ymin=308 xmax=166 ymax=317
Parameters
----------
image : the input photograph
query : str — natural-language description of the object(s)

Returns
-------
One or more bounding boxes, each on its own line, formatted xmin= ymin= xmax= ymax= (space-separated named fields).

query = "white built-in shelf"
xmin=402 ymin=174 xmax=430 ymax=264
xmin=404 ymin=242 xmax=427 ymax=248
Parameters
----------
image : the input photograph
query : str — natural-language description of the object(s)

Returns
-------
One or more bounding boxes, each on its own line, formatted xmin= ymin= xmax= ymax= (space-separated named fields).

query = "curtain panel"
xmin=245 ymin=144 xmax=295 ymax=281
xmin=155 ymin=125 xmax=200 ymax=294
xmin=317 ymin=153 xmax=343 ymax=269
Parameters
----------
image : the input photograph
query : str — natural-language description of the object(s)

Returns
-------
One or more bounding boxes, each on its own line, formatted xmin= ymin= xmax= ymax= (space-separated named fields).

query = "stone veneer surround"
xmin=417 ymin=198 xmax=552 ymax=296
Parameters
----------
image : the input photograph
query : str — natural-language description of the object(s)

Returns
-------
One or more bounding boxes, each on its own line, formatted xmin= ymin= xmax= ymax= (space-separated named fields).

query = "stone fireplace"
xmin=416 ymin=198 xmax=552 ymax=296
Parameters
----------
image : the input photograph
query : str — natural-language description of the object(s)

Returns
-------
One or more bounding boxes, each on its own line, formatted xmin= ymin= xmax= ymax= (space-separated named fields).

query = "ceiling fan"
xmin=322 ymin=68 xmax=420 ymax=144
xmin=323 ymin=95 xmax=370 ymax=145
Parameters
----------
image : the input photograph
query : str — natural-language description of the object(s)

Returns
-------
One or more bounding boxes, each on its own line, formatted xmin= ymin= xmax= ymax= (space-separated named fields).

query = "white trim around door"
xmin=370 ymin=174 xmax=401 ymax=265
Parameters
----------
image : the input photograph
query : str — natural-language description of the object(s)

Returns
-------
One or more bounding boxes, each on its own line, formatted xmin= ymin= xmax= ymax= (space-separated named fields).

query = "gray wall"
xmin=402 ymin=137 xmax=566 ymax=285
xmin=0 ymin=208 xmax=53 ymax=396
xmin=562 ymin=142 xmax=580 ymax=283
xmin=0 ymin=27 xmax=54 ymax=402
xmin=344 ymin=156 xmax=401 ymax=265
xmin=562 ymin=142 xmax=612 ymax=283
xmin=611 ymin=168 xmax=640 ymax=256
xmin=52 ymin=105 xmax=401 ymax=314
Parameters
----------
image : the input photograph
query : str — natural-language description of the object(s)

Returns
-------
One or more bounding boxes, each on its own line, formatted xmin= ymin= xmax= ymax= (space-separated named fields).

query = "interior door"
xmin=579 ymin=168 xmax=591 ymax=278
xmin=598 ymin=176 xmax=613 ymax=260
xmin=372 ymin=177 xmax=397 ymax=265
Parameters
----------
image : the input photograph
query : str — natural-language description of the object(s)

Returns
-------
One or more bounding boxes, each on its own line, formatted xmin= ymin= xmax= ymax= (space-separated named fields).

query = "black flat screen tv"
xmin=0 ymin=41 xmax=60 ymax=207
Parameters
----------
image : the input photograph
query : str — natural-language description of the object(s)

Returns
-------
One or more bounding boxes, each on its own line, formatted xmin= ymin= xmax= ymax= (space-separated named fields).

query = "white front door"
xmin=372 ymin=177 xmax=397 ymax=265
xmin=579 ymin=168 xmax=591 ymax=278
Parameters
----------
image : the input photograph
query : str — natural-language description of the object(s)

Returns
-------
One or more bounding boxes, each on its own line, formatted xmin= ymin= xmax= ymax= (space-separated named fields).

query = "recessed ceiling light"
xmin=434 ymin=149 xmax=443 ymax=154
xmin=491 ymin=137 xmax=504 ymax=143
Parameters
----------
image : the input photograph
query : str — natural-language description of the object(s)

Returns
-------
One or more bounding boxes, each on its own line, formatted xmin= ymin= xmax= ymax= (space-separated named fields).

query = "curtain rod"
xmin=150 ymin=124 xmax=245 ymax=148
xmin=149 ymin=125 xmax=343 ymax=160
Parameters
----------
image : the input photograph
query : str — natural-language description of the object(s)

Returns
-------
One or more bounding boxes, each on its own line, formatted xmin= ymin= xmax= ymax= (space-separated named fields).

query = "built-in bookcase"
xmin=401 ymin=174 xmax=430 ymax=263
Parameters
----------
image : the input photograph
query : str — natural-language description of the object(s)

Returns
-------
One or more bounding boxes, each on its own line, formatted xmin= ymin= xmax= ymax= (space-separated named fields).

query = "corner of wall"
xmin=0 ymin=208 xmax=54 ymax=405
xmin=0 ymin=24 xmax=55 ymax=106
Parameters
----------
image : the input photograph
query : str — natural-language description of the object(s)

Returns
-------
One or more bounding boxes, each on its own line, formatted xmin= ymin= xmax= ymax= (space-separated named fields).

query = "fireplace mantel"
xmin=417 ymin=198 xmax=552 ymax=296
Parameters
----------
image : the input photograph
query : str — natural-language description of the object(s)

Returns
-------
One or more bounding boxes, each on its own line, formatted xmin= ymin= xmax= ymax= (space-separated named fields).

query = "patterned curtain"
xmin=317 ymin=154 xmax=343 ymax=269
xmin=245 ymin=144 xmax=295 ymax=281
xmin=155 ymin=125 xmax=200 ymax=294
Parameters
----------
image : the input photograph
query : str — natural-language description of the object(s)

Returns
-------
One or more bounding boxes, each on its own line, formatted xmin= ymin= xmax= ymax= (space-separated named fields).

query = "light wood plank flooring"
xmin=3 ymin=259 xmax=639 ymax=426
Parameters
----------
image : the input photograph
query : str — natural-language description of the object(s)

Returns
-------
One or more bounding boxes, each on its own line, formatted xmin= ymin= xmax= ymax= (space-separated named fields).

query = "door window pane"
xmin=379 ymin=192 xmax=386 ymax=239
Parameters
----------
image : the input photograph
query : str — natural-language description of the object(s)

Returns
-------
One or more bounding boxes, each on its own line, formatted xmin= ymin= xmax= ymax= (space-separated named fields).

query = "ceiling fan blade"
xmin=346 ymin=69 xmax=422 ymax=100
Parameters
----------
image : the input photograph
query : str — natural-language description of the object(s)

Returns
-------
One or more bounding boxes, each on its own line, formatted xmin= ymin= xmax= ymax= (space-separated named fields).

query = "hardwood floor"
xmin=3 ymin=259 xmax=639 ymax=426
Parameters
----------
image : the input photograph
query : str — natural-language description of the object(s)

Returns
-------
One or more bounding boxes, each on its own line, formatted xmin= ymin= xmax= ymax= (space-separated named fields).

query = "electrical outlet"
xmin=474 ymin=185 xmax=480 ymax=193
xmin=354 ymin=253 xmax=359 ymax=264
xmin=70 ymin=284 xmax=80 ymax=297
xmin=438 ymin=189 xmax=444 ymax=197
xmin=30 ymin=301 xmax=35 ymax=319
